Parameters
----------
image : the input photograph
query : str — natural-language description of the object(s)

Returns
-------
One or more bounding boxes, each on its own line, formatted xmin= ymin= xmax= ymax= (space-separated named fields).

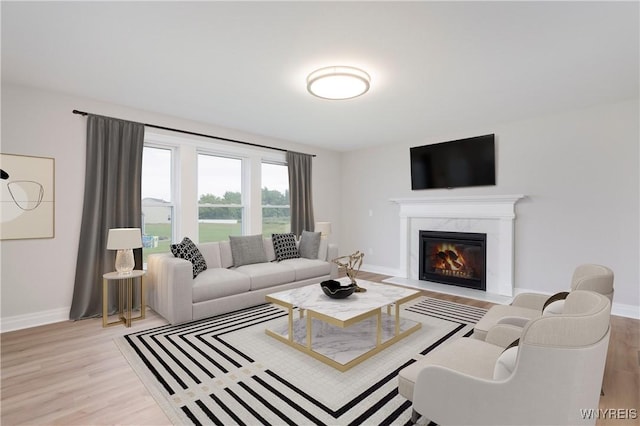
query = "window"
xmin=262 ymin=162 xmax=290 ymax=237
xmin=143 ymin=132 xmax=290 ymax=256
xmin=141 ymin=146 xmax=174 ymax=264
xmin=197 ymin=153 xmax=243 ymax=243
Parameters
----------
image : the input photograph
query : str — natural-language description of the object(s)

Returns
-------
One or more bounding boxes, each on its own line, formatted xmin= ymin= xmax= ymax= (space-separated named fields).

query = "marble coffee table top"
xmin=266 ymin=277 xmax=420 ymax=322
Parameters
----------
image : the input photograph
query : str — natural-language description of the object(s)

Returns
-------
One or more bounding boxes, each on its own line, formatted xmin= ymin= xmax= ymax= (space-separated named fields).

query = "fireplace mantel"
xmin=390 ymin=194 xmax=524 ymax=219
xmin=390 ymin=194 xmax=525 ymax=297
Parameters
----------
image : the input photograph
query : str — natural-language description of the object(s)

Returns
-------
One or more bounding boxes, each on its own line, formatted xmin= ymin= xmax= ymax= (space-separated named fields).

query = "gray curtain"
xmin=287 ymin=151 xmax=315 ymax=236
xmin=69 ymin=115 xmax=144 ymax=320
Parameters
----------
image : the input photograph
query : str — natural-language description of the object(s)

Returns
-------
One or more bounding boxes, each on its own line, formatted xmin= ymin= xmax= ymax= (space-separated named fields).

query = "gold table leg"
xmin=102 ymin=274 xmax=146 ymax=328
xmin=306 ymin=311 xmax=313 ymax=350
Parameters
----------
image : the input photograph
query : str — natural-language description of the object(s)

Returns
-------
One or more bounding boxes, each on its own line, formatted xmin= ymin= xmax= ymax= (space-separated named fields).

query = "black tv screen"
xmin=410 ymin=134 xmax=496 ymax=190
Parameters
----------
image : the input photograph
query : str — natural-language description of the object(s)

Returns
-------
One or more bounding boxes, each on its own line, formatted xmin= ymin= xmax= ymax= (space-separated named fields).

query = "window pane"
xmin=142 ymin=147 xmax=172 ymax=202
xmin=142 ymin=147 xmax=174 ymax=265
xmin=198 ymin=154 xmax=243 ymax=242
xmin=142 ymin=206 xmax=173 ymax=259
xmin=261 ymin=162 xmax=290 ymax=237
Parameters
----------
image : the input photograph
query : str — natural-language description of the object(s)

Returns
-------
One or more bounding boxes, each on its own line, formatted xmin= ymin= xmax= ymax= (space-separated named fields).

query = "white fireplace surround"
xmin=390 ymin=195 xmax=525 ymax=297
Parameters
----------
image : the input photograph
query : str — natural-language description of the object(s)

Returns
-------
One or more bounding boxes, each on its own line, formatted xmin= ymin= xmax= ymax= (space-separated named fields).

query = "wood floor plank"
xmin=1 ymin=272 xmax=638 ymax=425
xmin=1 ymin=314 xmax=171 ymax=425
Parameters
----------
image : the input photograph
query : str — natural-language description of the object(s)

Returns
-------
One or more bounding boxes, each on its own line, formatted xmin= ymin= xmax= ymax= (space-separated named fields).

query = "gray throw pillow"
xmin=299 ymin=230 xmax=321 ymax=259
xmin=229 ymin=234 xmax=268 ymax=267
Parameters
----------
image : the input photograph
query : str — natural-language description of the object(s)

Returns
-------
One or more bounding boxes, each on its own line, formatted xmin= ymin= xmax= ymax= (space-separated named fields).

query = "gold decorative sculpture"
xmin=332 ymin=251 xmax=366 ymax=292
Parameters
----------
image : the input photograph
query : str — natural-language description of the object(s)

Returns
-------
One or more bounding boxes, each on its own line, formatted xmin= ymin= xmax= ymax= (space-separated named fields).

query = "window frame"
xmin=261 ymin=160 xmax=291 ymax=236
xmin=142 ymin=130 xmax=289 ymax=249
xmin=196 ymin=150 xmax=246 ymax=242
xmin=141 ymin=142 xmax=179 ymax=265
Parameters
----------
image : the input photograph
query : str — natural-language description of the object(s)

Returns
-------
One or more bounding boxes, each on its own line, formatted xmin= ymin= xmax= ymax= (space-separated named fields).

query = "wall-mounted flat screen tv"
xmin=410 ymin=134 xmax=496 ymax=190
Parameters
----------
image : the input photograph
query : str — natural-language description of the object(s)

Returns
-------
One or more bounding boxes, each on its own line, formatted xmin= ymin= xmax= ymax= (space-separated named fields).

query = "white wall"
xmin=340 ymin=99 xmax=639 ymax=316
xmin=0 ymin=83 xmax=342 ymax=331
xmin=2 ymin=84 xmax=637 ymax=328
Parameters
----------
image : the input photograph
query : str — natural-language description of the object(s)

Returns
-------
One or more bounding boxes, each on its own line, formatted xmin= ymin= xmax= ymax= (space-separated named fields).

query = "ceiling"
xmin=2 ymin=1 xmax=638 ymax=152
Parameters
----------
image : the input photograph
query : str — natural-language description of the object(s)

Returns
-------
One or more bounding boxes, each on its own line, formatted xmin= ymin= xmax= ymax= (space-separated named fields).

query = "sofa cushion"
xmin=229 ymin=234 xmax=268 ymax=266
xmin=279 ymin=258 xmax=331 ymax=281
xmin=196 ymin=242 xmax=222 ymax=269
xmin=272 ymin=233 xmax=300 ymax=261
xmin=219 ymin=241 xmax=233 ymax=268
xmin=234 ymin=262 xmax=296 ymax=291
xmin=170 ymin=237 xmax=207 ymax=278
xmin=299 ymin=230 xmax=321 ymax=259
xmin=192 ymin=268 xmax=251 ymax=303
xmin=263 ymin=238 xmax=276 ymax=262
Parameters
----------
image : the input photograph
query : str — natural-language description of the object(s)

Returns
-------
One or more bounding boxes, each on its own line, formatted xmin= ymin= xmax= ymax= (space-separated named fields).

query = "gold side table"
xmin=102 ymin=270 xmax=146 ymax=328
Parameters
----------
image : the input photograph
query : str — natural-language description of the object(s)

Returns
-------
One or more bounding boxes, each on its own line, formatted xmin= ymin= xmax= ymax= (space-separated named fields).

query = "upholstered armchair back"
xmin=570 ymin=264 xmax=614 ymax=301
xmin=522 ymin=290 xmax=611 ymax=348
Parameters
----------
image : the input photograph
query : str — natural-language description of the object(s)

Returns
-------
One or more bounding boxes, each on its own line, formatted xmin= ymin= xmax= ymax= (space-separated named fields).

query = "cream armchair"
xmin=398 ymin=290 xmax=611 ymax=425
xmin=473 ymin=264 xmax=613 ymax=340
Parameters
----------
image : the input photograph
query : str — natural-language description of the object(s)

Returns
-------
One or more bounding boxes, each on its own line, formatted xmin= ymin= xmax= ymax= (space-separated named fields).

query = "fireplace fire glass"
xmin=418 ymin=230 xmax=487 ymax=291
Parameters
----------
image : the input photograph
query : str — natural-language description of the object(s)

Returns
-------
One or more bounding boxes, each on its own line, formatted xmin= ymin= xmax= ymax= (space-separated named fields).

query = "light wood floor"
xmin=2 ymin=272 xmax=638 ymax=425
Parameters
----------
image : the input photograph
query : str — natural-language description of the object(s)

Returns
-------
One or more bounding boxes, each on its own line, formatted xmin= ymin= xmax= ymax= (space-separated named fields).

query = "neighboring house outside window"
xmin=141 ymin=145 xmax=175 ymax=265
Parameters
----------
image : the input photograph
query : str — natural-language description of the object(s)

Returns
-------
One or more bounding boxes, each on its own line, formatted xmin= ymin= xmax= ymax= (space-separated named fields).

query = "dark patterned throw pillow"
xmin=170 ymin=237 xmax=207 ymax=278
xmin=272 ymin=233 xmax=300 ymax=261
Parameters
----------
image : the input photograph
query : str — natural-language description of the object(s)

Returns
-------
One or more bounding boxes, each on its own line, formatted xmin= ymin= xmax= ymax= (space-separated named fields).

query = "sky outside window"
xmin=198 ymin=155 xmax=242 ymax=200
xmin=142 ymin=147 xmax=172 ymax=201
xmin=261 ymin=162 xmax=289 ymax=197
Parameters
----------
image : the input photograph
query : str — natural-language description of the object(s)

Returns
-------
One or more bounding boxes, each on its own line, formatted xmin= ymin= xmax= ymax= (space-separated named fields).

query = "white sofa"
xmin=146 ymin=237 xmax=338 ymax=324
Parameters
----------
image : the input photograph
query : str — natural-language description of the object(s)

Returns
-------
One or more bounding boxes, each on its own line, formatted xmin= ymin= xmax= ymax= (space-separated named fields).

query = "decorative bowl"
xmin=320 ymin=280 xmax=356 ymax=299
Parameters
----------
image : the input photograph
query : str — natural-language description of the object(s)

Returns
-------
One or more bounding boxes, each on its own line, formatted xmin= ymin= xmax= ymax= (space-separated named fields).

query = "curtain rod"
xmin=72 ymin=109 xmax=316 ymax=157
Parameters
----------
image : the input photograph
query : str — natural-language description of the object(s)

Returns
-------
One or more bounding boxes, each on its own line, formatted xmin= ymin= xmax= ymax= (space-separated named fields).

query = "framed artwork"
xmin=0 ymin=153 xmax=55 ymax=240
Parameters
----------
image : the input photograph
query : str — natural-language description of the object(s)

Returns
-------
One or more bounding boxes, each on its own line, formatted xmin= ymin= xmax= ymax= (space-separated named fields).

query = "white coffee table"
xmin=265 ymin=277 xmax=421 ymax=371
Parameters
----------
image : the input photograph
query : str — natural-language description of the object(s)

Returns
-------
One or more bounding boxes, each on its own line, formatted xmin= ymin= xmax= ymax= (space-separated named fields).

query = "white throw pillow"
xmin=543 ymin=300 xmax=565 ymax=315
xmin=493 ymin=346 xmax=518 ymax=380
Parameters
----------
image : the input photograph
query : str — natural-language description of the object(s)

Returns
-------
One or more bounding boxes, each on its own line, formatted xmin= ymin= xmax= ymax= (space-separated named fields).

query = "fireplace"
xmin=419 ymin=230 xmax=487 ymax=291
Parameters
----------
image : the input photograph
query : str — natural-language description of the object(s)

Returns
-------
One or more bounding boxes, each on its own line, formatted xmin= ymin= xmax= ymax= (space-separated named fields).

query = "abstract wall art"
xmin=0 ymin=153 xmax=55 ymax=240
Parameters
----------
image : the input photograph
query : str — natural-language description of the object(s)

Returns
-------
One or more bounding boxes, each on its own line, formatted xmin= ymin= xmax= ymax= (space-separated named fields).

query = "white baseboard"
xmin=611 ymin=303 xmax=640 ymax=319
xmin=360 ymin=263 xmax=403 ymax=278
xmin=1 ymin=307 xmax=70 ymax=333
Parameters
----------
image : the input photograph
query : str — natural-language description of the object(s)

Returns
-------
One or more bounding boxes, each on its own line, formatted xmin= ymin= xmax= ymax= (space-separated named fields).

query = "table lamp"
xmin=107 ymin=228 xmax=142 ymax=274
xmin=315 ymin=222 xmax=332 ymax=238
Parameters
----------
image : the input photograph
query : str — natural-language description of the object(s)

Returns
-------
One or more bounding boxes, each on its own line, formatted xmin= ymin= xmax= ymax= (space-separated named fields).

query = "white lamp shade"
xmin=106 ymin=228 xmax=142 ymax=250
xmin=315 ymin=222 xmax=332 ymax=237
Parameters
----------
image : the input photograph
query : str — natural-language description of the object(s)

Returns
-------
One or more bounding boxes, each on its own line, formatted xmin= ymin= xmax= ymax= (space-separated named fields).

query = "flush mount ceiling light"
xmin=307 ymin=66 xmax=371 ymax=100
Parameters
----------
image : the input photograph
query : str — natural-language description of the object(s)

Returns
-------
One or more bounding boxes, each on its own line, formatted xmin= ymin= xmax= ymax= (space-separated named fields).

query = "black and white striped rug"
xmin=116 ymin=297 xmax=486 ymax=425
